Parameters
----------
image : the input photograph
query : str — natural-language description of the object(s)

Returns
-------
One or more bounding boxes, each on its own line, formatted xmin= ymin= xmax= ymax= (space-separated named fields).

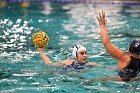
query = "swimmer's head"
xmin=72 ymin=44 xmax=87 ymax=59
xmin=129 ymin=39 xmax=140 ymax=55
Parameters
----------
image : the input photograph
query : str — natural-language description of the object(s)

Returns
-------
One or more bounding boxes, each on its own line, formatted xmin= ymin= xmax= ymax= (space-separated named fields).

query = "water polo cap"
xmin=129 ymin=39 xmax=140 ymax=55
xmin=72 ymin=44 xmax=86 ymax=59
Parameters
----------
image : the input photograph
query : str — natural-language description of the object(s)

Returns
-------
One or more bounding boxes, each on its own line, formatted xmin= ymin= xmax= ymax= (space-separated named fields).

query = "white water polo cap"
xmin=72 ymin=44 xmax=87 ymax=59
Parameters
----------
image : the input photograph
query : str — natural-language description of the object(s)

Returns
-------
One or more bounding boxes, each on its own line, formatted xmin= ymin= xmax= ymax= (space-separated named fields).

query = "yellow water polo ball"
xmin=32 ymin=31 xmax=49 ymax=48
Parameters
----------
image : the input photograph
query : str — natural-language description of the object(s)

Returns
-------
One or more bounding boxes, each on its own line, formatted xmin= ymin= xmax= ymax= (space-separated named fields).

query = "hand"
xmin=97 ymin=11 xmax=107 ymax=26
xmin=37 ymin=47 xmax=45 ymax=52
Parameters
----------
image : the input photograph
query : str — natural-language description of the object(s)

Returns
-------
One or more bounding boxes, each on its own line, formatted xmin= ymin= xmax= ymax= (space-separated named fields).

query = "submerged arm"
xmin=83 ymin=76 xmax=123 ymax=84
xmin=87 ymin=62 xmax=102 ymax=66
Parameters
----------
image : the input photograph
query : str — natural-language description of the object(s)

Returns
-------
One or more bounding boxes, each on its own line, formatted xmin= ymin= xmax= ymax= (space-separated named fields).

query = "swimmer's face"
xmin=77 ymin=50 xmax=87 ymax=63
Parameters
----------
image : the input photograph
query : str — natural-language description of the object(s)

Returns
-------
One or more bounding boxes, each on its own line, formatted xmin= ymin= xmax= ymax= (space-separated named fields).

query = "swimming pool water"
xmin=0 ymin=2 xmax=140 ymax=93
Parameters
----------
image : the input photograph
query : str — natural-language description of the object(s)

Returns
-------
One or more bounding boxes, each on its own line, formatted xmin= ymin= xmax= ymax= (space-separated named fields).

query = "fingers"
xmin=99 ymin=13 xmax=101 ymax=19
xmin=102 ymin=11 xmax=105 ymax=18
xmin=97 ymin=11 xmax=107 ymax=26
xmin=101 ymin=11 xmax=105 ymax=19
xmin=97 ymin=11 xmax=106 ymax=21
xmin=97 ymin=12 xmax=103 ymax=20
xmin=97 ymin=16 xmax=100 ymax=22
xmin=96 ymin=13 xmax=102 ymax=22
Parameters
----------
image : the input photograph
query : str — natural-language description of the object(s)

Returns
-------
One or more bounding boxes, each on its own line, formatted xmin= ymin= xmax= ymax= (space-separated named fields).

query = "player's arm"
xmin=38 ymin=48 xmax=52 ymax=64
xmin=97 ymin=11 xmax=127 ymax=61
xmin=87 ymin=62 xmax=102 ymax=66
xmin=38 ymin=48 xmax=73 ymax=66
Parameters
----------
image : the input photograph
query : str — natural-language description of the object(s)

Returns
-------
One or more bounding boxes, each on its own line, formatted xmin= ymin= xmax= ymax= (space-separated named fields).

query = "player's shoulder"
xmin=59 ymin=59 xmax=74 ymax=65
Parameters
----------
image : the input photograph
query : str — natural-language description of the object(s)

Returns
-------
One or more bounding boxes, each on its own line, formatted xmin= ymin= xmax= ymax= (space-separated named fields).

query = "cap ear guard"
xmin=72 ymin=45 xmax=79 ymax=59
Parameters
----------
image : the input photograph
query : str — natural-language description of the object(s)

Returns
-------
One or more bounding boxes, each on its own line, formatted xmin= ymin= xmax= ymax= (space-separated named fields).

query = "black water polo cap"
xmin=129 ymin=39 xmax=140 ymax=55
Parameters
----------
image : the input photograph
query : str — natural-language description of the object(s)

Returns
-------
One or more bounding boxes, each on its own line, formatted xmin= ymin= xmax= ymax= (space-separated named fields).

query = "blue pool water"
xmin=0 ymin=1 xmax=140 ymax=93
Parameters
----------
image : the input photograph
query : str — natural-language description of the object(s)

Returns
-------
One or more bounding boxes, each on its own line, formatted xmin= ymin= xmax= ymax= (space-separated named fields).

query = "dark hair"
xmin=129 ymin=39 xmax=140 ymax=55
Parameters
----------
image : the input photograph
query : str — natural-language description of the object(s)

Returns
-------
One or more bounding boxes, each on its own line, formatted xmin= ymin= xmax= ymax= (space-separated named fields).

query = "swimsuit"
xmin=64 ymin=62 xmax=91 ymax=70
xmin=118 ymin=56 xmax=140 ymax=80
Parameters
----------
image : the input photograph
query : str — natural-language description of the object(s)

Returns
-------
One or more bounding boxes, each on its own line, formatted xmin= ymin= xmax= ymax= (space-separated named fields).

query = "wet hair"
xmin=72 ymin=44 xmax=86 ymax=59
xmin=129 ymin=39 xmax=140 ymax=55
